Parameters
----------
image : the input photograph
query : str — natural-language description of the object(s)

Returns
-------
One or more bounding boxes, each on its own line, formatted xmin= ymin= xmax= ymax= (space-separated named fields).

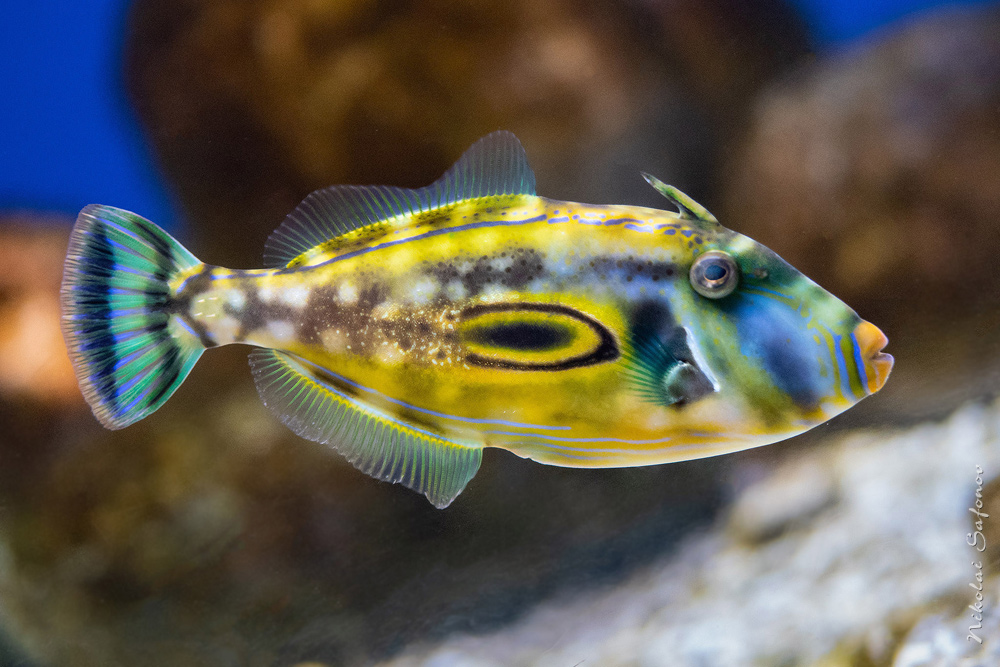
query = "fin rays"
xmin=61 ymin=205 xmax=205 ymax=429
xmin=640 ymin=173 xmax=719 ymax=226
xmin=249 ymin=349 xmax=482 ymax=508
xmin=264 ymin=131 xmax=536 ymax=267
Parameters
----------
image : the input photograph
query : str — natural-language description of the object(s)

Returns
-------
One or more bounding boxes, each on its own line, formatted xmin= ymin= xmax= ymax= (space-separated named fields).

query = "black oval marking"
xmin=467 ymin=321 xmax=573 ymax=351
xmin=461 ymin=303 xmax=619 ymax=371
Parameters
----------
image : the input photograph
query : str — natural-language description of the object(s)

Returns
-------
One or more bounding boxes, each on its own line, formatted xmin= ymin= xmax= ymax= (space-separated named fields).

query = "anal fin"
xmin=248 ymin=349 xmax=482 ymax=508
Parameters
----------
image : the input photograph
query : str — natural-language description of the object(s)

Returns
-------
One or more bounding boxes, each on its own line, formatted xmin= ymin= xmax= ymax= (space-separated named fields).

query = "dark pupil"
xmin=704 ymin=262 xmax=727 ymax=282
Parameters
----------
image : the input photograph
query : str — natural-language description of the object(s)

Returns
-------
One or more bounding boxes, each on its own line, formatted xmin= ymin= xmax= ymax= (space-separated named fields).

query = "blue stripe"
xmin=496 ymin=435 xmax=735 ymax=458
xmin=171 ymin=316 xmax=202 ymax=341
xmin=624 ymin=223 xmax=655 ymax=233
xmin=820 ymin=323 xmax=851 ymax=399
xmin=295 ymin=361 xmax=447 ymax=442
xmin=105 ymin=236 xmax=152 ymax=260
xmin=850 ymin=331 xmax=869 ymax=396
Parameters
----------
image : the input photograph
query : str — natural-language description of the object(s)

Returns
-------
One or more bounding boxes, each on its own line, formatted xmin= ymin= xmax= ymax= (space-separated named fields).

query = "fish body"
xmin=61 ymin=132 xmax=892 ymax=507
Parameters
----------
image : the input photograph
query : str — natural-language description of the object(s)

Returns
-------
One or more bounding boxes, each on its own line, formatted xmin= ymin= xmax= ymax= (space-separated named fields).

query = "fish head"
xmin=629 ymin=174 xmax=893 ymax=446
xmin=662 ymin=224 xmax=893 ymax=439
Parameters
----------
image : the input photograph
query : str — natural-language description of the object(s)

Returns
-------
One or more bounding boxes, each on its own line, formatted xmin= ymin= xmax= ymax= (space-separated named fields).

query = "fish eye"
xmin=690 ymin=251 xmax=739 ymax=299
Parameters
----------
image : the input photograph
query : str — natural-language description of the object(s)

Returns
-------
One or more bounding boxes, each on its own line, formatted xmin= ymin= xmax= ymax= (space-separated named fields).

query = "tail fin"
xmin=61 ymin=205 xmax=205 ymax=429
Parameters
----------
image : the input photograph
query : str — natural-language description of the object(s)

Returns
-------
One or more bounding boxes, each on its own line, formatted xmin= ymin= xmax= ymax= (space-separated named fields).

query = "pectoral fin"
xmin=624 ymin=301 xmax=717 ymax=407
xmin=661 ymin=361 xmax=715 ymax=406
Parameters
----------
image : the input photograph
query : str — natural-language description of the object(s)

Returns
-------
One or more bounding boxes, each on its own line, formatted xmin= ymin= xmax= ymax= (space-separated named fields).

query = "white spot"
xmin=339 ymin=282 xmax=358 ymax=305
xmin=376 ymin=342 xmax=403 ymax=364
xmin=407 ymin=275 xmax=439 ymax=306
xmin=211 ymin=315 xmax=241 ymax=344
xmin=491 ymin=255 xmax=513 ymax=272
xmin=373 ymin=301 xmax=397 ymax=320
xmin=320 ymin=328 xmax=347 ymax=351
xmin=259 ymin=286 xmax=276 ymax=304
xmin=227 ymin=290 xmax=247 ymax=311
xmin=267 ymin=320 xmax=296 ymax=342
xmin=480 ymin=282 xmax=506 ymax=301
xmin=445 ymin=280 xmax=467 ymax=301
xmin=281 ymin=285 xmax=310 ymax=309
xmin=642 ymin=409 xmax=673 ymax=431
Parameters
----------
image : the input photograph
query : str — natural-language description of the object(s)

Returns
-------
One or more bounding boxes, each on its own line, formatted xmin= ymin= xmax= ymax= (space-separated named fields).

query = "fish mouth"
xmin=853 ymin=321 xmax=893 ymax=395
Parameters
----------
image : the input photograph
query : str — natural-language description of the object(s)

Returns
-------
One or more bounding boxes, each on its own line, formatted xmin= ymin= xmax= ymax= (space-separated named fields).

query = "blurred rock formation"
xmin=123 ymin=0 xmax=808 ymax=267
xmin=0 ymin=220 xmax=79 ymax=405
xmin=725 ymin=10 xmax=1000 ymax=343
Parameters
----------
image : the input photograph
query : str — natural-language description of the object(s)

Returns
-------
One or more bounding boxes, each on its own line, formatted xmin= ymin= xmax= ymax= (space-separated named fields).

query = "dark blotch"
xmin=468 ymin=322 xmax=572 ymax=351
xmin=462 ymin=302 xmax=618 ymax=371
xmin=297 ymin=285 xmax=341 ymax=345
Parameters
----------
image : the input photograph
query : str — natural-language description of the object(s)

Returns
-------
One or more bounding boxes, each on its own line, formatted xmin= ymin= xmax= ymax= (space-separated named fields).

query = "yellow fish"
xmin=61 ymin=132 xmax=892 ymax=507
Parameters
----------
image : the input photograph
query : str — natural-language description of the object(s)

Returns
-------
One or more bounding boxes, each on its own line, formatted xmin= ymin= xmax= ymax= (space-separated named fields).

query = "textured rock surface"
xmin=375 ymin=398 xmax=1000 ymax=667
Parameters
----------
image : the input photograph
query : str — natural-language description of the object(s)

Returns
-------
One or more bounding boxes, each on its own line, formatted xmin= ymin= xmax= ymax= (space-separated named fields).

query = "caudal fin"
xmin=61 ymin=205 xmax=205 ymax=429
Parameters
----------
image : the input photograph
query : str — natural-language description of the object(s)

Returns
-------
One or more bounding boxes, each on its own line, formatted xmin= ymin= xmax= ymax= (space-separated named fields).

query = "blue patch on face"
xmin=731 ymin=296 xmax=822 ymax=409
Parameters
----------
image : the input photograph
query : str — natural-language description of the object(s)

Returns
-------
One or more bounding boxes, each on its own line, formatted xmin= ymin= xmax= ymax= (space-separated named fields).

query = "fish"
xmin=61 ymin=131 xmax=893 ymax=508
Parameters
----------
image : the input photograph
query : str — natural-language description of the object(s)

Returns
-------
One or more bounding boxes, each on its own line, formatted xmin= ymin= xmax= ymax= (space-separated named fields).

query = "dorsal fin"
xmin=640 ymin=172 xmax=719 ymax=226
xmin=264 ymin=131 xmax=536 ymax=268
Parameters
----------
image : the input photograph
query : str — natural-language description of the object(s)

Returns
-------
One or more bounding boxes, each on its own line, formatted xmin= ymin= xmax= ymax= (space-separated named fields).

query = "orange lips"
xmin=853 ymin=321 xmax=893 ymax=394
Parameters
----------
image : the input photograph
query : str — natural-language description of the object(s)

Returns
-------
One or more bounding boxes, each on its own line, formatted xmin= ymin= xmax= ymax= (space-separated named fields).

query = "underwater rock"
xmin=372 ymin=398 xmax=1000 ymax=667
xmin=723 ymin=5 xmax=1000 ymax=337
xmin=0 ymin=220 xmax=80 ymax=405
xmin=893 ymin=591 xmax=1000 ymax=667
xmin=123 ymin=0 xmax=807 ymax=267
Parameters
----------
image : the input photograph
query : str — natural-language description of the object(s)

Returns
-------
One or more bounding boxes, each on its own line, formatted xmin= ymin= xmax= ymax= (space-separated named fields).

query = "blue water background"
xmin=0 ymin=0 xmax=995 ymax=231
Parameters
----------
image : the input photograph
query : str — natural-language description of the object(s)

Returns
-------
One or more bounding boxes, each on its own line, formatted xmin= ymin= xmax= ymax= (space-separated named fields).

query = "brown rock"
xmin=724 ymin=5 xmax=1000 ymax=329
xmin=123 ymin=0 xmax=807 ymax=267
